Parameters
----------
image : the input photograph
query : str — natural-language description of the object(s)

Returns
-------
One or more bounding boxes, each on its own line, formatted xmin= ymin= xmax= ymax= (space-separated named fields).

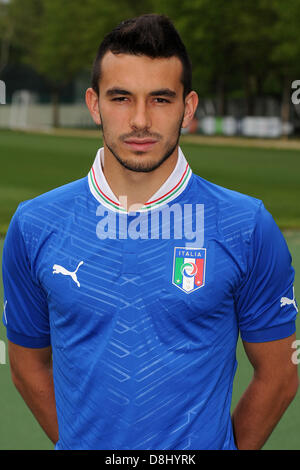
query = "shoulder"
xmin=191 ymin=173 xmax=262 ymax=211
xmin=15 ymin=177 xmax=88 ymax=224
xmin=6 ymin=177 xmax=89 ymax=254
xmin=190 ymin=173 xmax=264 ymax=238
xmin=6 ymin=177 xmax=90 ymax=265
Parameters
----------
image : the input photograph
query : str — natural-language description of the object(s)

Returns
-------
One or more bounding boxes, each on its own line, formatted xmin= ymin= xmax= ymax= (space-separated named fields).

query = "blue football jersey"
xmin=2 ymin=147 xmax=298 ymax=450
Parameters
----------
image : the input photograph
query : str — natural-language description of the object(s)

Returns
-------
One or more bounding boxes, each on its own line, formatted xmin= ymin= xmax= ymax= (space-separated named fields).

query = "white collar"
xmin=88 ymin=147 xmax=192 ymax=213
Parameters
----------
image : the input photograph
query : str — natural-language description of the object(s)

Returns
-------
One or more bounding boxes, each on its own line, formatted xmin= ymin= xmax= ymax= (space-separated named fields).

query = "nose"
xmin=129 ymin=100 xmax=151 ymax=130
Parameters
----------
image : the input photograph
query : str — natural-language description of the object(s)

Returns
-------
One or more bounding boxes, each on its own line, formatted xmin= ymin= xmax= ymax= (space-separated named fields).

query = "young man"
xmin=2 ymin=14 xmax=298 ymax=451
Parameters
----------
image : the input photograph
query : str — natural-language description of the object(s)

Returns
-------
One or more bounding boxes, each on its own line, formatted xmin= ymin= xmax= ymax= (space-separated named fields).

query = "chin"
xmin=122 ymin=159 xmax=161 ymax=173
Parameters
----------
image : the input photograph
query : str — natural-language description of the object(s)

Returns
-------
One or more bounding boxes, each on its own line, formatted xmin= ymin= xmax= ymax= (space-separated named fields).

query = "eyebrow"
xmin=106 ymin=88 xmax=131 ymax=96
xmin=149 ymin=88 xmax=177 ymax=98
xmin=105 ymin=87 xmax=177 ymax=98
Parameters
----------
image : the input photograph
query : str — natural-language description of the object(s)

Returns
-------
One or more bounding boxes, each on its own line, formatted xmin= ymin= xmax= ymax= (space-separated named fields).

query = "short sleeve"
xmin=235 ymin=203 xmax=298 ymax=342
xmin=2 ymin=205 xmax=51 ymax=348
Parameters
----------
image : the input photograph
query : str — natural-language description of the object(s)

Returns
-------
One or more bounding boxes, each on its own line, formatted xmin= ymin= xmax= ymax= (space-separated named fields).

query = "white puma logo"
xmin=280 ymin=287 xmax=298 ymax=312
xmin=53 ymin=261 xmax=84 ymax=287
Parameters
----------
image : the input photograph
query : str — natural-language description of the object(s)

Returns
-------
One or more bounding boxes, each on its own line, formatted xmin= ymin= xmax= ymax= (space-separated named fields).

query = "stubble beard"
xmin=100 ymin=112 xmax=184 ymax=173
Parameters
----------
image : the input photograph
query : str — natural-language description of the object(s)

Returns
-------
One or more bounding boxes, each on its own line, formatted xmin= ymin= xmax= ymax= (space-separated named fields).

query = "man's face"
xmin=92 ymin=52 xmax=193 ymax=173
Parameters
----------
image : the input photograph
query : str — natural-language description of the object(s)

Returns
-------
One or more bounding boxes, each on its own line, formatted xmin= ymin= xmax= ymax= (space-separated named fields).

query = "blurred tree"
xmin=152 ymin=0 xmax=277 ymax=117
xmin=229 ymin=0 xmax=277 ymax=116
xmin=5 ymin=0 xmax=154 ymax=127
xmin=2 ymin=0 xmax=300 ymax=129
xmin=0 ymin=0 xmax=15 ymax=74
xmin=271 ymin=0 xmax=300 ymax=131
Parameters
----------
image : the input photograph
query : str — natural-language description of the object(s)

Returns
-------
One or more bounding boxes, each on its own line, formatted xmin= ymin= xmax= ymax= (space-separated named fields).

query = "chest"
xmin=36 ymin=228 xmax=244 ymax=350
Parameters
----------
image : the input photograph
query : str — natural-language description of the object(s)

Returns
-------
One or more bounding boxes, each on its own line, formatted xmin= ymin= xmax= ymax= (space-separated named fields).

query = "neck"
xmin=102 ymin=145 xmax=179 ymax=211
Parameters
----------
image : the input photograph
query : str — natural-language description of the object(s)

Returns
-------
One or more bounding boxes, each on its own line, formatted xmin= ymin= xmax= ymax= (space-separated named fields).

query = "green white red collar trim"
xmin=88 ymin=147 xmax=192 ymax=213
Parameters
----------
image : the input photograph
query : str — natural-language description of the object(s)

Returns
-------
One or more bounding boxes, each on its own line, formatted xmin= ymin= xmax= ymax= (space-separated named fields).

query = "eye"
xmin=111 ymin=97 xmax=129 ymax=102
xmin=154 ymin=97 xmax=170 ymax=103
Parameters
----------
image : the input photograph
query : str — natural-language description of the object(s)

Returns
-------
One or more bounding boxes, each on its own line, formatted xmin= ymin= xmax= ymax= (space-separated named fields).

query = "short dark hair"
xmin=91 ymin=14 xmax=192 ymax=98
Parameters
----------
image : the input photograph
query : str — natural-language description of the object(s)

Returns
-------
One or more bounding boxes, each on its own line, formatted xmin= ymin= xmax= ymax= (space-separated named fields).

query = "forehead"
xmin=99 ymin=52 xmax=183 ymax=93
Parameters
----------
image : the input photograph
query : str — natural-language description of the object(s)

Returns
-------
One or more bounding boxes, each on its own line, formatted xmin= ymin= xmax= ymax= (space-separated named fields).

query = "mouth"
xmin=123 ymin=139 xmax=158 ymax=152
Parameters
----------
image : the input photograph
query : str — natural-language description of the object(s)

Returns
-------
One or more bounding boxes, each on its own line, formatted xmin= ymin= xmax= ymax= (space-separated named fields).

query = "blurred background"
xmin=0 ymin=0 xmax=300 ymax=451
xmin=1 ymin=0 xmax=300 ymax=136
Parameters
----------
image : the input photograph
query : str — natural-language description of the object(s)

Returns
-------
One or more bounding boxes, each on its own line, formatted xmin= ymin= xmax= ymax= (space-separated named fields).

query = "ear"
xmin=182 ymin=91 xmax=199 ymax=129
xmin=85 ymin=87 xmax=101 ymax=126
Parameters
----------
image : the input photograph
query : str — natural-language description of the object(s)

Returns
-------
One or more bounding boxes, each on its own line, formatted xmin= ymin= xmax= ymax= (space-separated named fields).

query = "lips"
xmin=123 ymin=139 xmax=158 ymax=152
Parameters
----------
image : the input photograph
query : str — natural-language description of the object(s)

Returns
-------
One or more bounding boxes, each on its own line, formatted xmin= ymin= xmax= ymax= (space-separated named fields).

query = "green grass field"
xmin=0 ymin=129 xmax=299 ymax=449
xmin=0 ymin=129 xmax=300 ymax=233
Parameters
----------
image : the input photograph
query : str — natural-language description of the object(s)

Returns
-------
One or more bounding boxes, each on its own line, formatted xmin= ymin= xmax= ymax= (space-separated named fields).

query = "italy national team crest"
xmin=172 ymin=247 xmax=206 ymax=293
